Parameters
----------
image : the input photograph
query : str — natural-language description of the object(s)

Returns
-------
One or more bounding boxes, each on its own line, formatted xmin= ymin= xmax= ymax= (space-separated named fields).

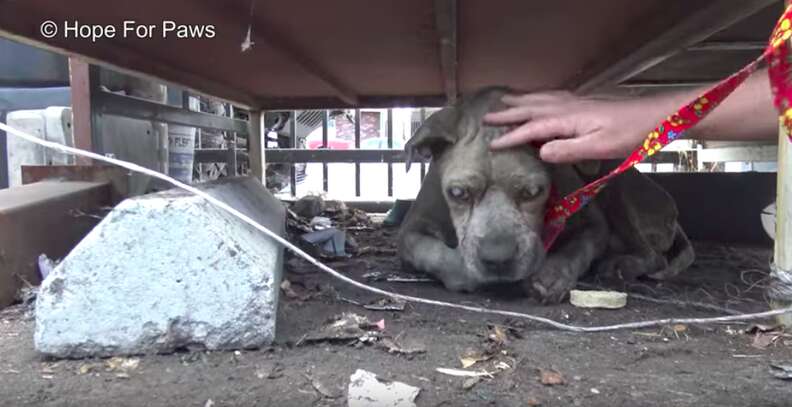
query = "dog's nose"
xmin=479 ymin=232 xmax=517 ymax=270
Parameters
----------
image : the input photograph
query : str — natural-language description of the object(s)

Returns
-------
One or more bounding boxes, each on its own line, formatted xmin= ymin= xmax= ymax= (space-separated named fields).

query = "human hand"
xmin=483 ymin=91 xmax=671 ymax=163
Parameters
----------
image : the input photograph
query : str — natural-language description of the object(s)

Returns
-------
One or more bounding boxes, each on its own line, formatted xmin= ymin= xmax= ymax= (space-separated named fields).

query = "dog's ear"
xmin=404 ymin=107 xmax=459 ymax=172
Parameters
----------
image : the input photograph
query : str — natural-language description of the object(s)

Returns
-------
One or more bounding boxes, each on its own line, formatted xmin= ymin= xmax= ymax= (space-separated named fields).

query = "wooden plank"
xmin=575 ymin=0 xmax=776 ymax=93
xmin=434 ymin=0 xmax=458 ymax=105
xmin=68 ymin=58 xmax=100 ymax=164
xmin=619 ymin=80 xmax=712 ymax=89
xmin=0 ymin=27 xmax=259 ymax=109
xmin=256 ymin=94 xmax=447 ymax=110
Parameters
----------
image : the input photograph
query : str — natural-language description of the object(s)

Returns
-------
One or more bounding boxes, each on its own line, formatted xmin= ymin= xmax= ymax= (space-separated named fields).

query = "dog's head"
xmin=405 ymin=88 xmax=551 ymax=288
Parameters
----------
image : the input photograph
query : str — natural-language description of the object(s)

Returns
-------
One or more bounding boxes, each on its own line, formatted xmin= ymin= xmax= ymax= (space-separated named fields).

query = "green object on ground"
xmin=383 ymin=199 xmax=413 ymax=227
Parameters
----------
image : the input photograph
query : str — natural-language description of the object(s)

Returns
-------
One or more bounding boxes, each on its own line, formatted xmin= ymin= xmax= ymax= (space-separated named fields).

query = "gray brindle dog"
xmin=398 ymin=87 xmax=695 ymax=303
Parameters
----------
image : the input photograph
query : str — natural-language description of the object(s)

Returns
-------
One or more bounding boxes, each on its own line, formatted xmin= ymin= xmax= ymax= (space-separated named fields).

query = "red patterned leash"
xmin=542 ymin=4 xmax=792 ymax=251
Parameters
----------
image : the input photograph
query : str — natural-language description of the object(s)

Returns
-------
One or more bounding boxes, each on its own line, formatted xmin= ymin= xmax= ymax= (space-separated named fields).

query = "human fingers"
xmin=490 ymin=117 xmax=575 ymax=150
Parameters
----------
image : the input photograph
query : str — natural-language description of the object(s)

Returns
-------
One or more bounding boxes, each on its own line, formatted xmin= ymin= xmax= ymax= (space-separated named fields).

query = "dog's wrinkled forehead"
xmin=456 ymin=87 xmax=512 ymax=144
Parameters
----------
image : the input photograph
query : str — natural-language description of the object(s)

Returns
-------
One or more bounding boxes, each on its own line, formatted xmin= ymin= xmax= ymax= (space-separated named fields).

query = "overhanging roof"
xmin=0 ymin=0 xmax=782 ymax=108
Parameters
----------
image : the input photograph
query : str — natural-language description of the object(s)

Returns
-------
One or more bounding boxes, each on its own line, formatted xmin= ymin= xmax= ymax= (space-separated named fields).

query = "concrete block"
xmin=6 ymin=107 xmax=73 ymax=187
xmin=35 ymin=176 xmax=286 ymax=358
xmin=0 ymin=181 xmax=110 ymax=308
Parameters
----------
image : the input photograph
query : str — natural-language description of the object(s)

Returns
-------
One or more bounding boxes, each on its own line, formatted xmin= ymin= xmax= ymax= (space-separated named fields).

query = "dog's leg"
xmin=529 ymin=203 xmax=610 ymax=304
xmin=648 ymin=223 xmax=695 ymax=280
xmin=400 ymin=231 xmax=472 ymax=292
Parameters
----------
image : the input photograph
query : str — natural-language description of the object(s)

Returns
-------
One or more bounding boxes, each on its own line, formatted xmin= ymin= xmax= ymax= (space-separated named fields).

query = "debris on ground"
xmin=291 ymin=195 xmax=325 ymax=218
xmin=538 ymin=368 xmax=566 ymax=386
xmin=363 ymin=298 xmax=407 ymax=312
xmin=305 ymin=372 xmax=340 ymax=399
xmin=348 ymin=369 xmax=421 ymax=407
xmin=382 ymin=199 xmax=413 ymax=228
xmin=300 ymin=228 xmax=349 ymax=258
xmin=436 ymin=367 xmax=494 ymax=378
xmin=255 ymin=363 xmax=284 ymax=380
xmin=460 ymin=348 xmax=492 ymax=369
xmin=456 ymin=324 xmax=519 ymax=371
xmin=362 ymin=271 xmax=434 ymax=284
xmin=461 ymin=376 xmax=481 ymax=390
xmin=746 ymin=324 xmax=791 ymax=349
xmin=105 ymin=356 xmax=140 ymax=379
xmin=280 ymin=280 xmax=317 ymax=302
xmin=770 ymin=363 xmax=792 ymax=380
xmin=310 ymin=216 xmax=332 ymax=230
xmin=569 ymin=289 xmax=628 ymax=309
xmin=376 ymin=337 xmax=426 ymax=357
xmin=300 ymin=313 xmax=385 ymax=345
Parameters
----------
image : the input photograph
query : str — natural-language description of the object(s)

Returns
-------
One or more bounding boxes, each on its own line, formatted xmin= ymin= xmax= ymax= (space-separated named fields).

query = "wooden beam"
xmin=434 ymin=0 xmax=458 ymax=105
xmin=0 ymin=28 xmax=259 ymax=110
xmin=574 ymin=0 xmax=777 ymax=93
xmin=619 ymin=80 xmax=713 ymax=89
xmin=68 ymin=58 xmax=100 ymax=164
xmin=257 ymin=94 xmax=447 ymax=110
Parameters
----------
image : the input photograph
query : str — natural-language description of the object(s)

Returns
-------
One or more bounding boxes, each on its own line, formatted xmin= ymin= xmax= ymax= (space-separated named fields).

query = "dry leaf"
xmin=105 ymin=357 xmax=140 ymax=372
xmin=539 ymin=369 xmax=565 ymax=386
xmin=489 ymin=326 xmax=509 ymax=346
xmin=78 ymin=364 xmax=96 ymax=375
xmin=459 ymin=348 xmax=491 ymax=368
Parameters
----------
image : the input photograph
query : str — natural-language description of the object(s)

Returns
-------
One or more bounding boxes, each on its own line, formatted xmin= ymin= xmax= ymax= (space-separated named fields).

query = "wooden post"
xmin=68 ymin=58 xmax=101 ymax=164
xmin=770 ymin=0 xmax=792 ymax=325
xmin=247 ymin=110 xmax=264 ymax=182
xmin=771 ymin=120 xmax=792 ymax=325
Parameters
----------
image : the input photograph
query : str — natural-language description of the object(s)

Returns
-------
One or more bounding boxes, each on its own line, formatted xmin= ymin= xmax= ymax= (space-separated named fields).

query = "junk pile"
xmin=286 ymin=195 xmax=373 ymax=259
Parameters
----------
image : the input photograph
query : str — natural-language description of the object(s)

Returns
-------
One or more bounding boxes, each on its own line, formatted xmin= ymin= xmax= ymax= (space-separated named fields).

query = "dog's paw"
xmin=526 ymin=259 xmax=580 ymax=304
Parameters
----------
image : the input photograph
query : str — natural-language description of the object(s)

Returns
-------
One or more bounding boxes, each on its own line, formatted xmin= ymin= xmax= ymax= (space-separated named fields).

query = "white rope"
xmin=2 ymin=120 xmax=790 ymax=333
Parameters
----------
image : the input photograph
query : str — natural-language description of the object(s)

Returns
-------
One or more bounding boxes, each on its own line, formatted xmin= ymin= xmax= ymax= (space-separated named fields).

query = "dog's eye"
xmin=447 ymin=186 xmax=470 ymax=201
xmin=519 ymin=185 xmax=544 ymax=201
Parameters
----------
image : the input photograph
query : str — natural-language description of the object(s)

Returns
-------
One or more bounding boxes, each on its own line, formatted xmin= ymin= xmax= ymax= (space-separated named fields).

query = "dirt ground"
xmin=2 ymin=223 xmax=792 ymax=407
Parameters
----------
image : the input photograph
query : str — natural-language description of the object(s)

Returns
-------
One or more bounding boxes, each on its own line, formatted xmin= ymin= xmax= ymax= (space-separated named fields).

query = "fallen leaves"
xmin=538 ymin=369 xmax=566 ymax=386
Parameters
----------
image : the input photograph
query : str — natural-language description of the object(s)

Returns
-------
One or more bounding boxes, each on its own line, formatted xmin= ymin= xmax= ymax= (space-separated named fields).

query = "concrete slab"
xmin=0 ymin=181 xmax=110 ymax=308
xmin=34 ymin=176 xmax=286 ymax=358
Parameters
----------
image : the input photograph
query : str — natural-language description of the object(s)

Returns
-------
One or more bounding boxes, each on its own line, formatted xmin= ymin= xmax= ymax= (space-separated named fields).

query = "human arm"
xmin=484 ymin=69 xmax=778 ymax=163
